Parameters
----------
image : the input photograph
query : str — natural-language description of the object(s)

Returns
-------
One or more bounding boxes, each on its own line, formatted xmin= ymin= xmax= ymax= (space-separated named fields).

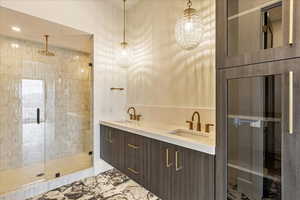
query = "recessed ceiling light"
xmin=11 ymin=26 xmax=21 ymax=32
xmin=11 ymin=43 xmax=20 ymax=48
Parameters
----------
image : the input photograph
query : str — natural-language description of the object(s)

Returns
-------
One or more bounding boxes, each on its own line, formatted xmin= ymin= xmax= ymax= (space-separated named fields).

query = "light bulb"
xmin=184 ymin=21 xmax=194 ymax=32
xmin=116 ymin=44 xmax=132 ymax=68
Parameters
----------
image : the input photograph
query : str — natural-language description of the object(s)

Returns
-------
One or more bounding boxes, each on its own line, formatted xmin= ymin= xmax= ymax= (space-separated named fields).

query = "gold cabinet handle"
xmin=105 ymin=130 xmax=113 ymax=143
xmin=105 ymin=131 xmax=111 ymax=143
xmin=109 ymin=131 xmax=113 ymax=143
xmin=289 ymin=71 xmax=294 ymax=134
xmin=289 ymin=0 xmax=294 ymax=45
xmin=166 ymin=148 xmax=172 ymax=168
xmin=128 ymin=143 xmax=139 ymax=149
xmin=128 ymin=168 xmax=139 ymax=175
xmin=175 ymin=151 xmax=183 ymax=171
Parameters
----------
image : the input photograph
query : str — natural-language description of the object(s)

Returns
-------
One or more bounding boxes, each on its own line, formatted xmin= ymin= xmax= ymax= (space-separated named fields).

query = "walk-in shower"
xmin=0 ymin=7 xmax=93 ymax=195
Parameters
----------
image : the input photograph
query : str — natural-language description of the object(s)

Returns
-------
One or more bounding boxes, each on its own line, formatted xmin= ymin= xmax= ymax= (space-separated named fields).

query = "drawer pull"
xmin=175 ymin=151 xmax=183 ymax=171
xmin=128 ymin=168 xmax=139 ymax=175
xmin=166 ymin=148 xmax=172 ymax=168
xmin=128 ymin=143 xmax=139 ymax=149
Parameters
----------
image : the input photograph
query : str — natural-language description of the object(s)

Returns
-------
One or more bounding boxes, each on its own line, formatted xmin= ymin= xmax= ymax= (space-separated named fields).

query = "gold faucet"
xmin=127 ymin=107 xmax=142 ymax=121
xmin=186 ymin=111 xmax=201 ymax=131
xmin=192 ymin=111 xmax=201 ymax=132
xmin=205 ymin=123 xmax=214 ymax=133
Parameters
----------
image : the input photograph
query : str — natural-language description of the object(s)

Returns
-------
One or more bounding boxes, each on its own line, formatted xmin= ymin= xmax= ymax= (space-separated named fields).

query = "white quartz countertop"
xmin=99 ymin=120 xmax=215 ymax=155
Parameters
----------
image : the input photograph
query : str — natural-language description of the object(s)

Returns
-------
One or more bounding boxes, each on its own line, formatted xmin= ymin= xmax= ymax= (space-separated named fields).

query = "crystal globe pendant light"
xmin=175 ymin=0 xmax=203 ymax=50
xmin=116 ymin=0 xmax=132 ymax=68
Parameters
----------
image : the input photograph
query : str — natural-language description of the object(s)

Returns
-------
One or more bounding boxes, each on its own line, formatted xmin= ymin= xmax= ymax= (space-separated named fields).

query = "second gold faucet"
xmin=186 ymin=111 xmax=201 ymax=131
xmin=186 ymin=111 xmax=214 ymax=133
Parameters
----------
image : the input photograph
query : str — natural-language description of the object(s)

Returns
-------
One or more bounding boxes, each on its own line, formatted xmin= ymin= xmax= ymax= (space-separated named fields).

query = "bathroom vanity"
xmin=100 ymin=121 xmax=215 ymax=200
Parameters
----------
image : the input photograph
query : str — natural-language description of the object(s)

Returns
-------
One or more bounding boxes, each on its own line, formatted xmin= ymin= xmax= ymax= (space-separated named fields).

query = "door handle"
xmin=289 ymin=0 xmax=294 ymax=45
xmin=37 ymin=108 xmax=40 ymax=124
xmin=289 ymin=71 xmax=294 ymax=134
xmin=175 ymin=150 xmax=183 ymax=171
xmin=166 ymin=148 xmax=172 ymax=168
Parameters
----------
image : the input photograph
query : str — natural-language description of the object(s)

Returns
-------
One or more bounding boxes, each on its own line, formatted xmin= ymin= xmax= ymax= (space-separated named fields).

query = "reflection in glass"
xmin=22 ymin=79 xmax=45 ymax=167
xmin=227 ymin=75 xmax=282 ymax=200
xmin=227 ymin=0 xmax=282 ymax=56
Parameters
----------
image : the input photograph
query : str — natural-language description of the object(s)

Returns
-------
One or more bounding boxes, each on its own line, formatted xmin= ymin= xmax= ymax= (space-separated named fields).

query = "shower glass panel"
xmin=22 ymin=79 xmax=45 ymax=170
xmin=227 ymin=75 xmax=282 ymax=200
xmin=0 ymin=45 xmax=46 ymax=194
xmin=227 ymin=0 xmax=283 ymax=56
xmin=0 ymin=35 xmax=92 ymax=194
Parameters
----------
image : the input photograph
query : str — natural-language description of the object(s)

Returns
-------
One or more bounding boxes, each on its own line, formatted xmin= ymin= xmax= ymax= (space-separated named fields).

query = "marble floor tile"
xmin=27 ymin=169 xmax=160 ymax=200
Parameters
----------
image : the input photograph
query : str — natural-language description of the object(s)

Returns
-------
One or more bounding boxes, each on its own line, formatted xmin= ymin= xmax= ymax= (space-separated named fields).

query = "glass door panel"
xmin=21 ymin=79 xmax=45 ymax=170
xmin=227 ymin=75 xmax=282 ymax=200
xmin=228 ymin=0 xmax=283 ymax=56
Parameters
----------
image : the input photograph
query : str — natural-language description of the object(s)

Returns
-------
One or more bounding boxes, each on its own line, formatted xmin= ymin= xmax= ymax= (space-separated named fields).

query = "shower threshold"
xmin=0 ymin=153 xmax=92 ymax=195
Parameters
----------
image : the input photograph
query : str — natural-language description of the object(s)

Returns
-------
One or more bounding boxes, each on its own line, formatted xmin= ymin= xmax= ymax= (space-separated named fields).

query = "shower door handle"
xmin=37 ymin=108 xmax=40 ymax=124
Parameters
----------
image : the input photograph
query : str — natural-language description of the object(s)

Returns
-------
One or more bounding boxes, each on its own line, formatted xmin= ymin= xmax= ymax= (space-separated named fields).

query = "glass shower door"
xmin=0 ymin=74 xmax=46 ymax=193
xmin=21 ymin=79 xmax=46 ymax=176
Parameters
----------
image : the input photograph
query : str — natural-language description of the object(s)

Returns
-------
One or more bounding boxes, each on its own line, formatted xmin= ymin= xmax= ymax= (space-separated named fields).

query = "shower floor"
xmin=0 ymin=153 xmax=92 ymax=195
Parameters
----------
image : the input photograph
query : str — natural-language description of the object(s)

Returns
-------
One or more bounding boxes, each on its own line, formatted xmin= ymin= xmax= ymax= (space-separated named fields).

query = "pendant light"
xmin=116 ymin=0 xmax=132 ymax=68
xmin=175 ymin=0 xmax=203 ymax=50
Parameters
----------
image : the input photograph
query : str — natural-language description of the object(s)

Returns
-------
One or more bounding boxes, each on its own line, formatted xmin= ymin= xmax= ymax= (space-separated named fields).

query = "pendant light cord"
xmin=123 ymin=0 xmax=126 ymax=43
xmin=187 ymin=0 xmax=192 ymax=8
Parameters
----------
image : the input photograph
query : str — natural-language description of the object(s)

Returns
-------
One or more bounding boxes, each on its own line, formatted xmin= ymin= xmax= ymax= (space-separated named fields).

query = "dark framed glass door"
xmin=227 ymin=75 xmax=282 ymax=200
xmin=215 ymin=58 xmax=299 ymax=200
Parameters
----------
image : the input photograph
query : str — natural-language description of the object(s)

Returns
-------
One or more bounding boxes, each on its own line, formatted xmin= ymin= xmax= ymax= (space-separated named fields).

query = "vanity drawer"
xmin=124 ymin=133 xmax=148 ymax=186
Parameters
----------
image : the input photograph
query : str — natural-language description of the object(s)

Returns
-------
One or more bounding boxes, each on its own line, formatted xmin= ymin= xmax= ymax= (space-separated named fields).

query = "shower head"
xmin=38 ymin=35 xmax=55 ymax=56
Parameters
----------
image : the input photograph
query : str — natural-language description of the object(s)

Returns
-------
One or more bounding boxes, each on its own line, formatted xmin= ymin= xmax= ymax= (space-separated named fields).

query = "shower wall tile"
xmin=0 ymin=35 xmax=92 ymax=170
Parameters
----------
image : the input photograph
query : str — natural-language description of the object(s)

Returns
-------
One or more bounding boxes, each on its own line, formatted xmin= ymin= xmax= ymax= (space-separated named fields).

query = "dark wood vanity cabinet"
xmin=148 ymin=141 xmax=174 ymax=200
xmin=174 ymin=146 xmax=214 ymax=200
xmin=100 ymin=125 xmax=215 ymax=200
xmin=148 ymin=141 xmax=215 ymax=200
xmin=217 ymin=0 xmax=300 ymax=69
xmin=100 ymin=126 xmax=124 ymax=171
xmin=216 ymin=58 xmax=300 ymax=200
xmin=124 ymin=133 xmax=148 ymax=186
xmin=100 ymin=125 xmax=111 ymax=163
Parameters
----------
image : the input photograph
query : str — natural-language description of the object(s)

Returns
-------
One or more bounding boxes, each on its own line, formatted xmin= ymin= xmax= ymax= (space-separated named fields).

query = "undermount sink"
xmin=114 ymin=120 xmax=137 ymax=125
xmin=168 ymin=129 xmax=209 ymax=139
xmin=115 ymin=120 xmax=133 ymax=123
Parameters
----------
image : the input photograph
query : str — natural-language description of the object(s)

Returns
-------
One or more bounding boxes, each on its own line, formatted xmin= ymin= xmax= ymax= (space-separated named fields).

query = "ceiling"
xmin=0 ymin=6 xmax=92 ymax=53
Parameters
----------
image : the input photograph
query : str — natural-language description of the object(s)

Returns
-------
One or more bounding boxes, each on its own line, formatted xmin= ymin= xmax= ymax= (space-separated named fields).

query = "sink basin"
xmin=114 ymin=120 xmax=137 ymax=126
xmin=168 ymin=129 xmax=209 ymax=139
xmin=115 ymin=120 xmax=133 ymax=123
